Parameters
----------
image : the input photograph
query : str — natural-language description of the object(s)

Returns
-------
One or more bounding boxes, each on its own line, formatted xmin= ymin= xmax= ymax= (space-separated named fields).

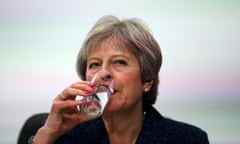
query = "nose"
xmin=99 ymin=70 xmax=112 ymax=81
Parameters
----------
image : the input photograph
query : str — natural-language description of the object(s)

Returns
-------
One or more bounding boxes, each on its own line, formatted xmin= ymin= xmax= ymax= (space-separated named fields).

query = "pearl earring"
xmin=144 ymin=87 xmax=149 ymax=92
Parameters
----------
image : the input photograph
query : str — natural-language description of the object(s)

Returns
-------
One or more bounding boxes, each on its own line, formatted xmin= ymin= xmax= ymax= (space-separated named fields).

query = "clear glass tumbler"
xmin=76 ymin=71 xmax=113 ymax=118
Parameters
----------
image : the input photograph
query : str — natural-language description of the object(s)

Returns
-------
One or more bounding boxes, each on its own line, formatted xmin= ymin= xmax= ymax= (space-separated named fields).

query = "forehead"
xmin=88 ymin=37 xmax=135 ymax=56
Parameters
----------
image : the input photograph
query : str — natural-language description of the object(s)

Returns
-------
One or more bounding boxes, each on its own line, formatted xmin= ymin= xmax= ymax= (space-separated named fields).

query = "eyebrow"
xmin=88 ymin=54 xmax=131 ymax=62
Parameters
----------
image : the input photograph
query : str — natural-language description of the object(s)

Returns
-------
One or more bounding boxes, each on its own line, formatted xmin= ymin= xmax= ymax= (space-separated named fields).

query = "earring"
xmin=144 ymin=87 xmax=149 ymax=92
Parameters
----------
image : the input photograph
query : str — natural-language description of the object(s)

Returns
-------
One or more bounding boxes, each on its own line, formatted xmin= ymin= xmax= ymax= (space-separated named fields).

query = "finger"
xmin=53 ymin=98 xmax=86 ymax=111
xmin=59 ymin=92 xmax=67 ymax=100
xmin=50 ymin=99 xmax=89 ymax=124
xmin=56 ymin=87 xmax=94 ymax=101
xmin=70 ymin=81 xmax=95 ymax=93
xmin=63 ymin=110 xmax=90 ymax=123
xmin=57 ymin=81 xmax=95 ymax=100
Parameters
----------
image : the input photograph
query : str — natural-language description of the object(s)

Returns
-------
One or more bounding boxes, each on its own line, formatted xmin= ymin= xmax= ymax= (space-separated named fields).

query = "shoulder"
xmin=163 ymin=117 xmax=209 ymax=143
xmin=142 ymin=106 xmax=209 ymax=144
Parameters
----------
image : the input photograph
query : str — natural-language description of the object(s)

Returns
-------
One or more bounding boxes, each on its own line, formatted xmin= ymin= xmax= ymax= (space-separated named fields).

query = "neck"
xmin=102 ymin=105 xmax=144 ymax=144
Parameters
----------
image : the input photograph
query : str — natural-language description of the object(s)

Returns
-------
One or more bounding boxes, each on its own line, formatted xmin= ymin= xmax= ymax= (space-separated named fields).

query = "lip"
xmin=112 ymin=89 xmax=117 ymax=95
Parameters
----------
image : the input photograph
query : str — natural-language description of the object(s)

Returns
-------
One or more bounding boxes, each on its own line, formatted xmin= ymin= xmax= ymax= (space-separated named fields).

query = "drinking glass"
xmin=76 ymin=71 xmax=113 ymax=118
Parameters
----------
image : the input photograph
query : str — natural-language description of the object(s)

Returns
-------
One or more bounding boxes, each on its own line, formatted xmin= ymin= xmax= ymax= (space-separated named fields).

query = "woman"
xmin=32 ymin=15 xmax=209 ymax=144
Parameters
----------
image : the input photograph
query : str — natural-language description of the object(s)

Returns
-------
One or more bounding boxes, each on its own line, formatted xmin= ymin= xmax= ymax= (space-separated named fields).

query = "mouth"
xmin=112 ymin=90 xmax=117 ymax=95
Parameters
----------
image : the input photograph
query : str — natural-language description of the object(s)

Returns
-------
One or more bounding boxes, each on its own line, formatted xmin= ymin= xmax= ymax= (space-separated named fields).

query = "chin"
xmin=104 ymin=102 xmax=119 ymax=111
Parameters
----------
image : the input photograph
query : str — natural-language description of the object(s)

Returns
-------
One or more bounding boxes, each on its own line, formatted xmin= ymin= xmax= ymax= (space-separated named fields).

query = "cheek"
xmin=105 ymin=72 xmax=143 ymax=111
xmin=119 ymin=71 xmax=143 ymax=99
xmin=86 ymin=70 xmax=97 ymax=81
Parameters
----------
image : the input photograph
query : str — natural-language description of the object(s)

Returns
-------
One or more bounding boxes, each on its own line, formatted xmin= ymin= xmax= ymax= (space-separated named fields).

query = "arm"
xmin=32 ymin=81 xmax=94 ymax=144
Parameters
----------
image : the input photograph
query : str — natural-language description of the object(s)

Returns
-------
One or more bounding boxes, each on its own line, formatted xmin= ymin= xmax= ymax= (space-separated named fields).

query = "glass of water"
xmin=76 ymin=71 xmax=113 ymax=118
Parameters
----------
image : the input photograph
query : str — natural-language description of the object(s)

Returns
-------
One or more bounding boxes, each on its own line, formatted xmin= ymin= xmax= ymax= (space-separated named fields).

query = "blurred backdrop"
xmin=0 ymin=0 xmax=239 ymax=143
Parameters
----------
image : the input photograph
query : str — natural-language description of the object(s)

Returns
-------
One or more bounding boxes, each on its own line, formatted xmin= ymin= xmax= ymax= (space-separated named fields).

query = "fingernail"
xmin=91 ymin=87 xmax=96 ymax=91
xmin=84 ymin=91 xmax=91 ymax=95
xmin=79 ymin=98 xmax=85 ymax=103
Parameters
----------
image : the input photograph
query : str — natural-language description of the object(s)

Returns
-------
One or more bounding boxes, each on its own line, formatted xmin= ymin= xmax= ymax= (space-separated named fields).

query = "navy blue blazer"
xmin=55 ymin=106 xmax=209 ymax=144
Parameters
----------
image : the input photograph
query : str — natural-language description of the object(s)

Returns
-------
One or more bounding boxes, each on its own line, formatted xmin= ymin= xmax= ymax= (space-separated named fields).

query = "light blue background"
xmin=1 ymin=0 xmax=239 ymax=143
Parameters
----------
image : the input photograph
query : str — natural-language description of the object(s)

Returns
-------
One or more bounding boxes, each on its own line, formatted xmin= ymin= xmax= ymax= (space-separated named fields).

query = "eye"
xmin=88 ymin=62 xmax=101 ymax=69
xmin=114 ymin=59 xmax=127 ymax=66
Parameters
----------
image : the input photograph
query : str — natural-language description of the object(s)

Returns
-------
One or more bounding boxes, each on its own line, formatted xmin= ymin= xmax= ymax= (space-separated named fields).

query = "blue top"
xmin=55 ymin=106 xmax=209 ymax=144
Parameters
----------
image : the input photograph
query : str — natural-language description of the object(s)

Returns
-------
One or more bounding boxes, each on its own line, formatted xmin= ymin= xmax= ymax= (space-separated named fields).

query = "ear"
xmin=143 ymin=80 xmax=153 ymax=92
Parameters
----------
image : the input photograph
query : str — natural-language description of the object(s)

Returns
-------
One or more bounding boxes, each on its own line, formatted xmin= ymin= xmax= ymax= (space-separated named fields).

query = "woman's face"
xmin=86 ymin=38 xmax=144 ymax=113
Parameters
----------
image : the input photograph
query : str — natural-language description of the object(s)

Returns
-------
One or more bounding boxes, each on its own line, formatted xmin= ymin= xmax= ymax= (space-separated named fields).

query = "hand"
xmin=33 ymin=81 xmax=95 ymax=143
